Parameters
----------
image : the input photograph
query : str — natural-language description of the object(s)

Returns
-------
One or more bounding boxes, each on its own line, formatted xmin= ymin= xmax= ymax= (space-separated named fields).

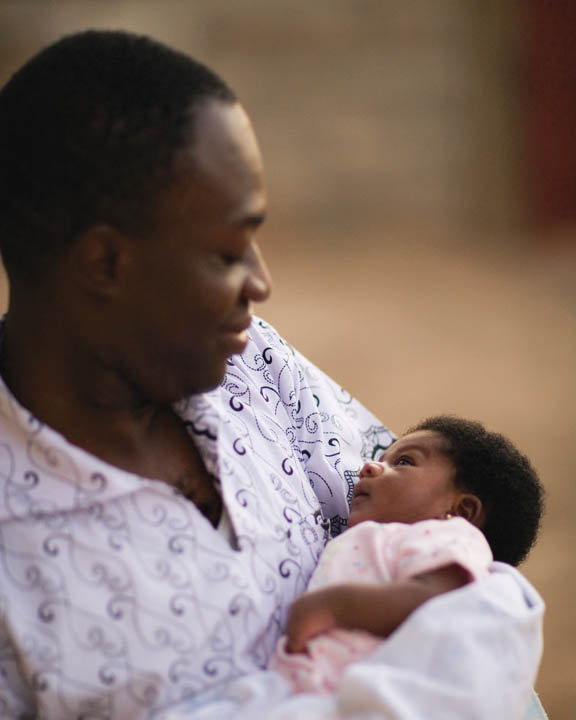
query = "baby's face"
xmin=348 ymin=430 xmax=459 ymax=527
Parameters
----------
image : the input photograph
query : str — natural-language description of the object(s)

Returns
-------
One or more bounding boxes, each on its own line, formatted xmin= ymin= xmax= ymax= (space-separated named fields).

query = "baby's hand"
xmin=284 ymin=566 xmax=471 ymax=655
xmin=285 ymin=587 xmax=342 ymax=654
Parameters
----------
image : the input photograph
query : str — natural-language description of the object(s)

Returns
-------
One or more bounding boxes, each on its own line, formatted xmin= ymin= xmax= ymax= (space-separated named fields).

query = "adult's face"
xmin=116 ymin=99 xmax=271 ymax=402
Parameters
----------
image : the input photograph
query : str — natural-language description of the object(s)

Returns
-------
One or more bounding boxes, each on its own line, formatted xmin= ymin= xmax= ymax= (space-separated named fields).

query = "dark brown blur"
xmin=0 ymin=2 xmax=574 ymax=717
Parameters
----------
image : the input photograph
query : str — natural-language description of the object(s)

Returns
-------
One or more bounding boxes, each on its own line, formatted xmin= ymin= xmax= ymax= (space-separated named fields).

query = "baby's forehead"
xmin=381 ymin=429 xmax=451 ymax=457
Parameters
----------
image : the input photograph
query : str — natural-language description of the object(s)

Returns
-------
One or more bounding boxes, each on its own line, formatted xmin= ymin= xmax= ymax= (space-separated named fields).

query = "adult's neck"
xmin=0 ymin=301 xmax=162 ymax=455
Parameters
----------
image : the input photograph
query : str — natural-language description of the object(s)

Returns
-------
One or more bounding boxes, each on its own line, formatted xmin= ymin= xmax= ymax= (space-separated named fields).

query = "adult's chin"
xmin=184 ymin=364 xmax=229 ymax=396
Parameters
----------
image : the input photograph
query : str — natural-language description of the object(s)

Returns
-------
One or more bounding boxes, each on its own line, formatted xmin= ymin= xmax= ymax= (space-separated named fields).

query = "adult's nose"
xmin=244 ymin=242 xmax=272 ymax=303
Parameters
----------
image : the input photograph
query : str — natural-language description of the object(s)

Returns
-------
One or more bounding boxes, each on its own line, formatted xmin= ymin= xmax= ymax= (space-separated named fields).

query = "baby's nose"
xmin=359 ymin=461 xmax=382 ymax=478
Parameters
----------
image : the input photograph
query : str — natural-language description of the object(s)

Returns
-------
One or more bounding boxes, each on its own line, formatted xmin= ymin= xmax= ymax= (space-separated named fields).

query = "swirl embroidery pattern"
xmin=0 ymin=317 xmax=393 ymax=719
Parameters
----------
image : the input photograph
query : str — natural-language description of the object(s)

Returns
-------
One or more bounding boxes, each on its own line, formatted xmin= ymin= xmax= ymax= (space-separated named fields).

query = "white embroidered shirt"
xmin=0 ymin=317 xmax=392 ymax=719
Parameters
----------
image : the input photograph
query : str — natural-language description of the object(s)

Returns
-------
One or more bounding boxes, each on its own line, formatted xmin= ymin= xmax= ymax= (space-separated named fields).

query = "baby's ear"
xmin=455 ymin=494 xmax=484 ymax=527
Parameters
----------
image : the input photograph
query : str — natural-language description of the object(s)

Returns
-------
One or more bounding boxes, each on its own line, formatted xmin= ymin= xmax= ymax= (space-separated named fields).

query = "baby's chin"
xmin=346 ymin=511 xmax=363 ymax=528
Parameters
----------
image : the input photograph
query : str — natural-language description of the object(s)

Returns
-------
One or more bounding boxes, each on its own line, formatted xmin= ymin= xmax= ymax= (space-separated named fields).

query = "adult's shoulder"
xmin=221 ymin=316 xmax=395 ymax=525
xmin=235 ymin=315 xmax=392 ymax=434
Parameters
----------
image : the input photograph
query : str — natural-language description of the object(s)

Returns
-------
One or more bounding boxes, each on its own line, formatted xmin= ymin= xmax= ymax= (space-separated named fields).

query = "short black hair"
xmin=407 ymin=415 xmax=544 ymax=566
xmin=0 ymin=30 xmax=236 ymax=281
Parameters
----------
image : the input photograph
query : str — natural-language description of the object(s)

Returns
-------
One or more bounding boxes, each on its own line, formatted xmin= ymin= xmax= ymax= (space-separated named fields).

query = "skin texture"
xmin=0 ymin=99 xmax=270 ymax=523
xmin=285 ymin=430 xmax=484 ymax=653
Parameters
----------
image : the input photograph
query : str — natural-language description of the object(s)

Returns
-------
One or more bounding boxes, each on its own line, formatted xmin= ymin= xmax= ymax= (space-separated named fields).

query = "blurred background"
xmin=0 ymin=1 xmax=574 ymax=717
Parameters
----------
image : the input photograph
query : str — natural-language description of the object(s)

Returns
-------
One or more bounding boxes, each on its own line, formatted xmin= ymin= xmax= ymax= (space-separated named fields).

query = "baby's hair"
xmin=406 ymin=415 xmax=544 ymax=566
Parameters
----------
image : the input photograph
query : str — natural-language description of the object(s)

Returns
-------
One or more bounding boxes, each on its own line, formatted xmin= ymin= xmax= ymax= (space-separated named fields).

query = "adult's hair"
xmin=0 ymin=30 xmax=236 ymax=282
xmin=407 ymin=415 xmax=544 ymax=566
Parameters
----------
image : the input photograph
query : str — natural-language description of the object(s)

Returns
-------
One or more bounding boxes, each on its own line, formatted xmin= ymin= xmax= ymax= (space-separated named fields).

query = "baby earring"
xmin=444 ymin=512 xmax=453 ymax=519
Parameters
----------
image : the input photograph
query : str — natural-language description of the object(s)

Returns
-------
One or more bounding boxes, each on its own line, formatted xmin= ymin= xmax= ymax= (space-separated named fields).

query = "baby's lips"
xmin=352 ymin=479 xmax=369 ymax=499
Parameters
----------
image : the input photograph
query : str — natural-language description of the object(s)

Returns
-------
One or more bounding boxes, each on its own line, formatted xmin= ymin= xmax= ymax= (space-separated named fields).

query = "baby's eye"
xmin=396 ymin=455 xmax=414 ymax=466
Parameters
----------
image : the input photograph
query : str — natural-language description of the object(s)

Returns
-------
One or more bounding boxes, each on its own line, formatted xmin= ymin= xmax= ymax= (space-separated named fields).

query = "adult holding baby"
xmin=0 ymin=30 xmax=545 ymax=719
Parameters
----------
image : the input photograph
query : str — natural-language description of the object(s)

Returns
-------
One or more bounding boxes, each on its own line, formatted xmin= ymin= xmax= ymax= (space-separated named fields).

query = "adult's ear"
xmin=454 ymin=493 xmax=485 ymax=527
xmin=68 ymin=224 xmax=130 ymax=298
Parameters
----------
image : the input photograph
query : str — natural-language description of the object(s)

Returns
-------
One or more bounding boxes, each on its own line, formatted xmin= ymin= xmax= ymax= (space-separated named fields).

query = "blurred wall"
xmin=0 ymin=0 xmax=524 ymax=239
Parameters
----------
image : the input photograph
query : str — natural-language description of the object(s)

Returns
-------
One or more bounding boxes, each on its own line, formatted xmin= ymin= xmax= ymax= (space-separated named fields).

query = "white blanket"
xmin=155 ymin=562 xmax=545 ymax=720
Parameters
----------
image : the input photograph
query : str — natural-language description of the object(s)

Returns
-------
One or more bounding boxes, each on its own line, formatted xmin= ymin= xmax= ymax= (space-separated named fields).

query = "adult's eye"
xmin=220 ymin=253 xmax=240 ymax=266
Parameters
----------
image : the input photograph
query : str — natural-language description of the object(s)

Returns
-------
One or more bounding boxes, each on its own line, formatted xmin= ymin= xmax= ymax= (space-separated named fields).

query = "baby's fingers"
xmin=285 ymin=606 xmax=312 ymax=653
xmin=285 ymin=591 xmax=335 ymax=654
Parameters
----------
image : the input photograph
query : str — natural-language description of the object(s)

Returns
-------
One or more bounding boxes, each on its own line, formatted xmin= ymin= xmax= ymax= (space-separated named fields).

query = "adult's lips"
xmin=220 ymin=316 xmax=253 ymax=354
xmin=222 ymin=314 xmax=253 ymax=335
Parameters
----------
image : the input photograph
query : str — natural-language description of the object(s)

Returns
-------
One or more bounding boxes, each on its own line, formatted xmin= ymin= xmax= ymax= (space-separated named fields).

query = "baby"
xmin=270 ymin=414 xmax=544 ymax=694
